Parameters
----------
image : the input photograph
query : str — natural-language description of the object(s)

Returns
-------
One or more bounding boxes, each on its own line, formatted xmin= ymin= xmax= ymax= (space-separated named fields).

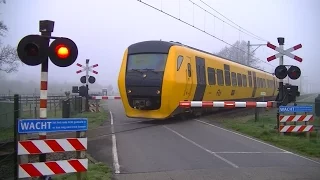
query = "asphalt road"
xmin=90 ymin=95 xmax=320 ymax=180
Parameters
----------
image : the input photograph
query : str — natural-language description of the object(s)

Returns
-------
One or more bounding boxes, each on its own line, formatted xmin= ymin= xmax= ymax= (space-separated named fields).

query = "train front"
xmin=117 ymin=41 xmax=174 ymax=119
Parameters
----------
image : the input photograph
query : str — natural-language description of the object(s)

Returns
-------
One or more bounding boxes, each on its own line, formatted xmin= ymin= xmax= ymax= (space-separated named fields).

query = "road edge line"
xmin=110 ymin=110 xmax=121 ymax=174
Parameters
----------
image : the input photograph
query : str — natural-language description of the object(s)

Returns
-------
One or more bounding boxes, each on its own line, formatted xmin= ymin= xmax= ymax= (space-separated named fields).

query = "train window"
xmin=231 ymin=72 xmax=237 ymax=86
xmin=263 ymin=79 xmax=266 ymax=88
xmin=177 ymin=56 xmax=183 ymax=71
xmin=257 ymin=78 xmax=260 ymax=88
xmin=224 ymin=64 xmax=231 ymax=86
xmin=217 ymin=69 xmax=224 ymax=86
xmin=187 ymin=63 xmax=191 ymax=77
xmin=242 ymin=74 xmax=247 ymax=87
xmin=237 ymin=73 xmax=242 ymax=87
xmin=207 ymin=67 xmax=216 ymax=85
xmin=248 ymin=71 xmax=253 ymax=87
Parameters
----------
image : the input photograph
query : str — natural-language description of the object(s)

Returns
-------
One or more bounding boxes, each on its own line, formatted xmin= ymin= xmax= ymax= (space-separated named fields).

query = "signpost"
xmin=18 ymin=118 xmax=88 ymax=134
xmin=279 ymin=105 xmax=313 ymax=113
xmin=17 ymin=118 xmax=88 ymax=179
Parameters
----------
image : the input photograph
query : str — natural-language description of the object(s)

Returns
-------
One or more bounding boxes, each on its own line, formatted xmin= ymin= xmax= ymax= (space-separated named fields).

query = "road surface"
xmin=88 ymin=94 xmax=320 ymax=180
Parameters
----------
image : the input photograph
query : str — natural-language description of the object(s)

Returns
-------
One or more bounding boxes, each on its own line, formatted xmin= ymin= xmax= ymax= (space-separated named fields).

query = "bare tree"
xmin=0 ymin=0 xmax=22 ymax=74
xmin=216 ymin=40 xmax=261 ymax=69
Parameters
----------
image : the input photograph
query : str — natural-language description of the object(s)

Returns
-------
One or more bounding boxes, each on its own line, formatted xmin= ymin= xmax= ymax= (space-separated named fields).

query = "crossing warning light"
xmin=287 ymin=65 xmax=301 ymax=80
xmin=274 ymin=65 xmax=288 ymax=80
xmin=17 ymin=35 xmax=78 ymax=67
xmin=17 ymin=35 xmax=48 ymax=66
xmin=55 ymin=45 xmax=70 ymax=59
xmin=49 ymin=37 xmax=78 ymax=67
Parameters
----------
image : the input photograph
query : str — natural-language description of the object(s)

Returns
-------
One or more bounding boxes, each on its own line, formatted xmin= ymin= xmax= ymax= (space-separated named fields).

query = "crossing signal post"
xmin=76 ymin=59 xmax=99 ymax=112
xmin=16 ymin=20 xmax=78 ymax=180
xmin=267 ymin=37 xmax=303 ymax=129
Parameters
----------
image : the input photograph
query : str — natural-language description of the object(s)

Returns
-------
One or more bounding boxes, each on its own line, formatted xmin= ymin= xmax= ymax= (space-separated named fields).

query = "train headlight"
xmin=156 ymin=90 xmax=160 ymax=94
xmin=128 ymin=90 xmax=132 ymax=93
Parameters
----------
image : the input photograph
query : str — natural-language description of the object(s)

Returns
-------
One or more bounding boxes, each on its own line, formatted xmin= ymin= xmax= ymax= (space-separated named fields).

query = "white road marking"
xmin=110 ymin=111 xmax=120 ymax=174
xmin=163 ymin=125 xmax=239 ymax=168
xmin=196 ymin=119 xmax=320 ymax=165
xmin=213 ymin=152 xmax=290 ymax=154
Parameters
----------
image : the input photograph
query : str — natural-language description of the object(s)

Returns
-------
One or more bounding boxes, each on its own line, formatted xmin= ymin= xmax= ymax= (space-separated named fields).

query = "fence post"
xmin=13 ymin=94 xmax=19 ymax=180
xmin=62 ymin=99 xmax=71 ymax=118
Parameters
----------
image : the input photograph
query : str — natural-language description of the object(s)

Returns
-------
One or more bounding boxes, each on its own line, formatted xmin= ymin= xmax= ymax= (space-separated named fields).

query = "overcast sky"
xmin=1 ymin=0 xmax=319 ymax=90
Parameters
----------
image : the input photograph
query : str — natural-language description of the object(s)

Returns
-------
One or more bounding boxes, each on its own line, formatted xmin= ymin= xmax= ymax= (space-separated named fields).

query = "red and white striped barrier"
xmin=19 ymin=159 xmax=88 ymax=178
xmin=92 ymin=96 xmax=121 ymax=100
xmin=179 ymin=101 xmax=275 ymax=108
xmin=279 ymin=115 xmax=313 ymax=123
xmin=18 ymin=138 xmax=87 ymax=155
xmin=279 ymin=125 xmax=313 ymax=133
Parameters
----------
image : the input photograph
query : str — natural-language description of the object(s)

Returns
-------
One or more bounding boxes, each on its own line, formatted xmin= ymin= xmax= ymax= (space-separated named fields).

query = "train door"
xmin=251 ymin=71 xmax=257 ymax=97
xmin=184 ymin=56 xmax=193 ymax=99
xmin=193 ymin=56 xmax=206 ymax=101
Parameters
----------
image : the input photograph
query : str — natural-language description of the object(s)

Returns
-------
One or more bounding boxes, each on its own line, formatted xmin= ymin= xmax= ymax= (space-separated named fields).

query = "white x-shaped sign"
xmin=267 ymin=42 xmax=302 ymax=62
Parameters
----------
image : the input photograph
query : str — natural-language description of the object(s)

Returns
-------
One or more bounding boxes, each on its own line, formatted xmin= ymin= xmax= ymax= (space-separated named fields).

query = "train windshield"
xmin=127 ymin=53 xmax=168 ymax=72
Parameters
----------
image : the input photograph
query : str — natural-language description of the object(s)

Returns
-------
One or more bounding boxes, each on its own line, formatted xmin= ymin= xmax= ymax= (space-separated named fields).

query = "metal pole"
xmin=38 ymin=20 xmax=54 ymax=180
xmin=14 ymin=94 xmax=20 ymax=180
xmin=85 ymin=59 xmax=89 ymax=112
xmin=277 ymin=37 xmax=285 ymax=130
xmin=247 ymin=41 xmax=250 ymax=66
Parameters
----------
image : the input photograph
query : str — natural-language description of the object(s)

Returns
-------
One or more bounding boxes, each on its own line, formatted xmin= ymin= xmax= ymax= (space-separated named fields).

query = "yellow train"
xmin=118 ymin=40 xmax=279 ymax=119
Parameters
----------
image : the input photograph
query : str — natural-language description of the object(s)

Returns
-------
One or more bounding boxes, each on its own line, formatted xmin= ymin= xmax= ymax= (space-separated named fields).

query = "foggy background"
xmin=0 ymin=0 xmax=319 ymax=95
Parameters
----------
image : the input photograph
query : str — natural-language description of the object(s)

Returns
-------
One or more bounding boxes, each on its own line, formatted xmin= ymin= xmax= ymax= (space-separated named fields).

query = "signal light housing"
xmin=287 ymin=65 xmax=301 ymax=80
xmin=274 ymin=65 xmax=288 ymax=80
xmin=17 ymin=35 xmax=48 ymax=66
xmin=49 ymin=37 xmax=78 ymax=67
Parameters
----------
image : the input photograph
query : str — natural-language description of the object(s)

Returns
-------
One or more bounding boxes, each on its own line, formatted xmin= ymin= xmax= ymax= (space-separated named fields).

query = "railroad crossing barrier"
xmin=17 ymin=118 xmax=88 ymax=179
xmin=88 ymin=96 xmax=121 ymax=112
xmin=91 ymin=96 xmax=121 ymax=100
xmin=279 ymin=105 xmax=314 ymax=137
xmin=179 ymin=101 xmax=276 ymax=108
xmin=89 ymin=101 xmax=100 ymax=112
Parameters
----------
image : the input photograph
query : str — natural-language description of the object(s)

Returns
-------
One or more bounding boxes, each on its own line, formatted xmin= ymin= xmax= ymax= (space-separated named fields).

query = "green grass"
xmin=222 ymin=112 xmax=320 ymax=158
xmin=51 ymin=162 xmax=111 ymax=180
xmin=72 ymin=107 xmax=109 ymax=129
xmin=0 ymin=127 xmax=14 ymax=141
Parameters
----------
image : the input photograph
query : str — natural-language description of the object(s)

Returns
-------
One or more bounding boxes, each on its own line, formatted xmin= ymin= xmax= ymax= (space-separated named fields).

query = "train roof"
xmin=128 ymin=40 xmax=274 ymax=76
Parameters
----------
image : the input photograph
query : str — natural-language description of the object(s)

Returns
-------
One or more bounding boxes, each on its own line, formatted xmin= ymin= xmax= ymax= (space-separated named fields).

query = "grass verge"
xmin=72 ymin=107 xmax=109 ymax=129
xmin=222 ymin=109 xmax=320 ymax=158
xmin=52 ymin=162 xmax=112 ymax=180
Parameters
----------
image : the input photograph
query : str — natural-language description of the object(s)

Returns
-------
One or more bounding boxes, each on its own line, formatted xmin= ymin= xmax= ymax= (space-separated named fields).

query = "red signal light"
xmin=55 ymin=44 xmax=70 ymax=59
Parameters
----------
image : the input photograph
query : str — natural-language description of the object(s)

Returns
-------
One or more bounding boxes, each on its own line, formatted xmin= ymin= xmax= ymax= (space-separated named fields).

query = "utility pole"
xmin=247 ymin=41 xmax=267 ymax=66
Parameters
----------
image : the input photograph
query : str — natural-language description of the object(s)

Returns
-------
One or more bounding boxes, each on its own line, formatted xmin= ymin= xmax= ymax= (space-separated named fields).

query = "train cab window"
xmin=237 ymin=73 xmax=242 ymax=87
xmin=248 ymin=71 xmax=253 ymax=87
xmin=231 ymin=72 xmax=237 ymax=86
xmin=187 ymin=63 xmax=191 ymax=77
xmin=224 ymin=64 xmax=231 ymax=86
xmin=207 ymin=67 xmax=216 ymax=85
xmin=177 ymin=56 xmax=183 ymax=71
xmin=242 ymin=74 xmax=247 ymax=87
xmin=217 ymin=69 xmax=224 ymax=86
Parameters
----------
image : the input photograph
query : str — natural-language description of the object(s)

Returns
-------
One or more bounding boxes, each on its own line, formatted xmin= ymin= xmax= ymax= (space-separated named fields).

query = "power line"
xmin=189 ymin=0 xmax=266 ymax=42
xmin=136 ymin=0 xmax=275 ymax=68
xmin=199 ymin=0 xmax=268 ymax=42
